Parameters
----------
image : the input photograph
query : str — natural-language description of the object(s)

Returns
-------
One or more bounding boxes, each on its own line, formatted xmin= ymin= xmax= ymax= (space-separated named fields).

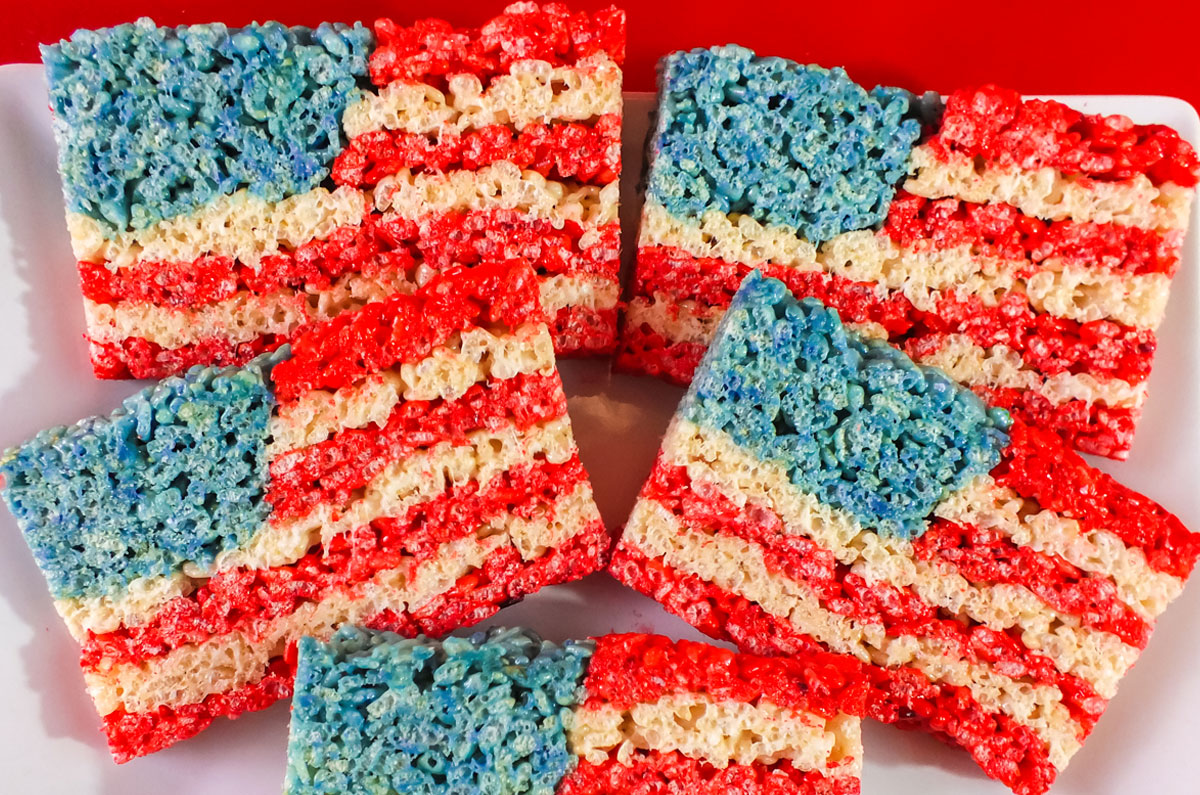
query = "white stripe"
xmin=68 ymin=187 xmax=368 ymax=268
xmin=342 ymin=54 xmax=623 ymax=138
xmin=373 ymin=162 xmax=619 ymax=228
xmin=539 ymin=273 xmax=620 ymax=314
xmin=569 ymin=693 xmax=862 ymax=777
xmin=638 ymin=201 xmax=818 ymax=269
xmin=905 ymin=144 xmax=1193 ymax=232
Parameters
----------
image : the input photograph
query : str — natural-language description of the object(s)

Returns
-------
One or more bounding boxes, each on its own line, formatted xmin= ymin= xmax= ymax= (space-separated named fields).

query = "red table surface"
xmin=6 ymin=1 xmax=1199 ymax=122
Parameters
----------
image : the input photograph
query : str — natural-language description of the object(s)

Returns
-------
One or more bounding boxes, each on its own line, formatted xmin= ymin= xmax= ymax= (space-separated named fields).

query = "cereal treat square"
xmin=618 ymin=44 xmax=1199 ymax=459
xmin=285 ymin=626 xmax=864 ymax=794
xmin=44 ymin=3 xmax=625 ymax=380
xmin=612 ymin=270 xmax=1199 ymax=795
xmin=0 ymin=262 xmax=607 ymax=760
xmin=618 ymin=45 xmax=920 ymax=384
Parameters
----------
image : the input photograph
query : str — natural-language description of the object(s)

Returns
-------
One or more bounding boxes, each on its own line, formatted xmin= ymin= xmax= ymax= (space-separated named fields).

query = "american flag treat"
xmin=44 ymin=3 xmax=624 ymax=380
xmin=284 ymin=626 xmax=864 ymax=794
xmin=617 ymin=45 xmax=1198 ymax=458
xmin=611 ymin=271 xmax=1199 ymax=795
xmin=0 ymin=262 xmax=607 ymax=761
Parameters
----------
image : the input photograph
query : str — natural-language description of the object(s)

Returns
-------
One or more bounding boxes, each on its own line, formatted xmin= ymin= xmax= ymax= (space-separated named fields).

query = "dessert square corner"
xmin=616 ymin=43 xmax=1200 ymax=460
xmin=611 ymin=268 xmax=1199 ymax=795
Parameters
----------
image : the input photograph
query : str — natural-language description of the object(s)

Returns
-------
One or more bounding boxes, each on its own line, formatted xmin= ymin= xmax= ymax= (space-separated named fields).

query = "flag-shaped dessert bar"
xmin=285 ymin=626 xmax=864 ymax=794
xmin=45 ymin=3 xmax=624 ymax=380
xmin=618 ymin=44 xmax=1198 ymax=458
xmin=611 ymin=271 xmax=1200 ymax=795
xmin=0 ymin=262 xmax=608 ymax=760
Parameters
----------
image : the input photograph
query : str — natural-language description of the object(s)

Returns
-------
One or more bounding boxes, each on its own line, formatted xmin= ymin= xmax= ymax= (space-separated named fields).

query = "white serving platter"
xmin=0 ymin=69 xmax=1197 ymax=794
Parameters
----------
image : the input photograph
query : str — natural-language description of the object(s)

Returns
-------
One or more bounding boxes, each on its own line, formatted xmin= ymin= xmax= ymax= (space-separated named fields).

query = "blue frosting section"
xmin=284 ymin=626 xmax=592 ymax=795
xmin=646 ymin=45 xmax=922 ymax=244
xmin=41 ymin=18 xmax=371 ymax=236
xmin=0 ymin=351 xmax=284 ymax=600
xmin=683 ymin=272 xmax=1011 ymax=539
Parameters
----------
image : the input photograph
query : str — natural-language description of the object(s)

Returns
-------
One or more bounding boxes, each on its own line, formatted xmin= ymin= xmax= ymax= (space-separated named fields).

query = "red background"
xmin=5 ymin=0 xmax=1199 ymax=115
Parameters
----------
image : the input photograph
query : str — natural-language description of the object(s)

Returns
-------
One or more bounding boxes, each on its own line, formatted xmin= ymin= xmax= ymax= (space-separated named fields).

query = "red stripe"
xmin=633 ymin=245 xmax=1157 ymax=385
xmin=583 ymin=633 xmax=863 ymax=720
xmin=640 ymin=461 xmax=1106 ymax=731
xmin=98 ymin=515 xmax=609 ymax=762
xmin=552 ymin=304 xmax=619 ymax=357
xmin=615 ymin=322 xmax=705 ymax=386
xmin=272 ymin=261 xmax=544 ymax=402
xmin=969 ymin=383 xmax=1139 ymax=461
xmin=368 ymin=6 xmax=625 ymax=87
xmin=80 ymin=212 xmax=619 ymax=310
xmin=884 ymin=191 xmax=1181 ymax=276
xmin=931 ymin=86 xmax=1199 ymax=188
xmin=87 ymin=333 xmax=286 ymax=380
xmin=609 ymin=543 xmax=1059 ymax=795
xmin=378 ymin=211 xmax=619 ymax=279
xmin=994 ymin=421 xmax=1199 ymax=580
xmin=267 ymin=371 xmax=566 ymax=520
xmin=102 ymin=656 xmax=295 ymax=764
xmin=559 ymin=751 xmax=860 ymax=795
xmin=81 ymin=455 xmax=587 ymax=668
xmin=80 ymin=257 xmax=243 ymax=308
xmin=364 ymin=515 xmax=611 ymax=638
xmin=332 ymin=116 xmax=621 ymax=188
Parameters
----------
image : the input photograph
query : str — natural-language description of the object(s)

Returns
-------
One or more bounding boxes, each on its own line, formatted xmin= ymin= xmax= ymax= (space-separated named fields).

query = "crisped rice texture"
xmin=647 ymin=45 xmax=921 ymax=243
xmin=683 ymin=271 xmax=1010 ymax=538
xmin=42 ymin=18 xmax=371 ymax=236
xmin=285 ymin=626 xmax=593 ymax=795
xmin=0 ymin=352 xmax=281 ymax=600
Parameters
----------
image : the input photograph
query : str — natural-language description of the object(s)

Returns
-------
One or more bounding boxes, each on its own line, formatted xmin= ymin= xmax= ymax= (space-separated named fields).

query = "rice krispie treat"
xmin=284 ymin=626 xmax=864 ymax=794
xmin=0 ymin=262 xmax=607 ymax=760
xmin=44 ymin=3 xmax=624 ymax=379
xmin=612 ymin=270 xmax=1199 ymax=795
xmin=617 ymin=44 xmax=1198 ymax=458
